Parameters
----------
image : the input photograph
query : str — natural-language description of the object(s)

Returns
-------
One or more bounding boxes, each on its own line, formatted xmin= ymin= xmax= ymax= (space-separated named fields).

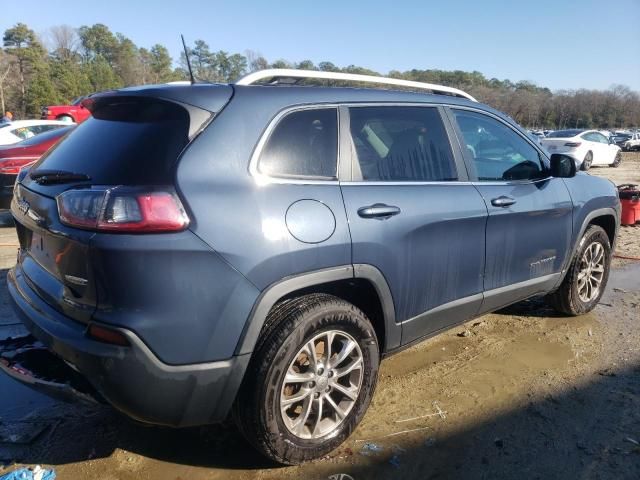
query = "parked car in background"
xmin=541 ymin=129 xmax=622 ymax=170
xmin=529 ymin=130 xmax=545 ymax=138
xmin=622 ymin=132 xmax=640 ymax=151
xmin=1 ymin=70 xmax=621 ymax=465
xmin=0 ymin=126 xmax=75 ymax=210
xmin=41 ymin=96 xmax=91 ymax=124
xmin=0 ymin=120 xmax=70 ymax=145
xmin=611 ymin=132 xmax=633 ymax=149
xmin=599 ymin=130 xmax=613 ymax=139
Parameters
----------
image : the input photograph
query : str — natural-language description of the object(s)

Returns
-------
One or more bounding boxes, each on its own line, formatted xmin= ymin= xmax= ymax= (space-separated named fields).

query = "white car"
xmin=0 ymin=120 xmax=71 ymax=145
xmin=622 ymin=132 xmax=640 ymax=151
xmin=540 ymin=129 xmax=622 ymax=170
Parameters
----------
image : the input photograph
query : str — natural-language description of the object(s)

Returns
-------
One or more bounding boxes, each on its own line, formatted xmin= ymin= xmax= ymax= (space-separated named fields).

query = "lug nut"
xmin=314 ymin=392 xmax=320 ymax=399
xmin=317 ymin=368 xmax=324 ymax=375
xmin=307 ymin=381 xmax=316 ymax=389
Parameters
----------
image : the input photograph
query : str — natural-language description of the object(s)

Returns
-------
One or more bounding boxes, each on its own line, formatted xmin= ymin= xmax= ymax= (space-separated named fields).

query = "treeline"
xmin=1 ymin=22 xmax=639 ymax=129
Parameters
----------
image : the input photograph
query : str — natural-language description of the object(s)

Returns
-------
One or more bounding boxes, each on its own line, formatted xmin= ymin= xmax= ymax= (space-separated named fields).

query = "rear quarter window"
xmin=257 ymin=108 xmax=338 ymax=179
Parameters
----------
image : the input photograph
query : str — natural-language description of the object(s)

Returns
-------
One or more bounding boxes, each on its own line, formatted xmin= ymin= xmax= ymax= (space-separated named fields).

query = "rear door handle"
xmin=357 ymin=204 xmax=401 ymax=219
xmin=491 ymin=196 xmax=516 ymax=207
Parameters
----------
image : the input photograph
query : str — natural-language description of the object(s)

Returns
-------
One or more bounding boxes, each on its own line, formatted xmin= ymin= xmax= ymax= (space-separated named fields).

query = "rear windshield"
xmin=546 ymin=129 xmax=583 ymax=138
xmin=18 ymin=125 xmax=74 ymax=146
xmin=32 ymin=98 xmax=191 ymax=185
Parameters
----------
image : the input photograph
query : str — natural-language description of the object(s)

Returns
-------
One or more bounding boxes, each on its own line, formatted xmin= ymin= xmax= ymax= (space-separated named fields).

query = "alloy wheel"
xmin=280 ymin=330 xmax=364 ymax=439
xmin=577 ymin=241 xmax=605 ymax=302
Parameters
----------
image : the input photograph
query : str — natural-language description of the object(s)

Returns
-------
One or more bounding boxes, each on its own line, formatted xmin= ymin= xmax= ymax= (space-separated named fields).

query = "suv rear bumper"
xmin=6 ymin=263 xmax=250 ymax=427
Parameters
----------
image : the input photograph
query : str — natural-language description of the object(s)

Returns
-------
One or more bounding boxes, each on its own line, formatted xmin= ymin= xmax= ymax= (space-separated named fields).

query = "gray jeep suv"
xmin=1 ymin=70 xmax=619 ymax=465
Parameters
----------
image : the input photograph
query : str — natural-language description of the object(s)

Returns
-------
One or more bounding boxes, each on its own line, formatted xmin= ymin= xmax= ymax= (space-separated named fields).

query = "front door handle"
xmin=357 ymin=204 xmax=401 ymax=219
xmin=491 ymin=196 xmax=516 ymax=207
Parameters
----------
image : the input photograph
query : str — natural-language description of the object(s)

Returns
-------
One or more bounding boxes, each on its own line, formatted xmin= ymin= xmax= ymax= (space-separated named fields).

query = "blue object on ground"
xmin=0 ymin=466 xmax=56 ymax=480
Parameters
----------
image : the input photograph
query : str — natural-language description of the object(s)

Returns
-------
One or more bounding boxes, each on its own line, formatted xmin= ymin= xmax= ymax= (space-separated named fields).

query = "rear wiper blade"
xmin=30 ymin=170 xmax=91 ymax=185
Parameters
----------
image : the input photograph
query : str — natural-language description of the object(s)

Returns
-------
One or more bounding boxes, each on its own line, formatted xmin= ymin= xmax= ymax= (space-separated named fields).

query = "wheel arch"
xmin=588 ymin=213 xmax=617 ymax=247
xmin=234 ymin=264 xmax=400 ymax=357
xmin=556 ymin=207 xmax=619 ymax=288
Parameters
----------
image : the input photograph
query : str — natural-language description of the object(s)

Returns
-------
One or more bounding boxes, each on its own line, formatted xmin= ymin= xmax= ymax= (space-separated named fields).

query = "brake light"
xmin=0 ymin=159 xmax=36 ymax=175
xmin=56 ymin=186 xmax=189 ymax=233
xmin=564 ymin=142 xmax=582 ymax=148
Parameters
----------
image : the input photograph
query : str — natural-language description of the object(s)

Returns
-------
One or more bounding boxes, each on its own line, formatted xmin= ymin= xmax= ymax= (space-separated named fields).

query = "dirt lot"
xmin=1 ymin=153 xmax=639 ymax=480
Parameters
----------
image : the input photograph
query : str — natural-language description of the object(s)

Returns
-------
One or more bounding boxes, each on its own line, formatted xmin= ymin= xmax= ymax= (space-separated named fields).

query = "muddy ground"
xmin=1 ymin=153 xmax=639 ymax=480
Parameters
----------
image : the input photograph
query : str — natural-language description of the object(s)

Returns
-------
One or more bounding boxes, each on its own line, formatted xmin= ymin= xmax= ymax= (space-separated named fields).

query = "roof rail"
xmin=235 ymin=69 xmax=477 ymax=102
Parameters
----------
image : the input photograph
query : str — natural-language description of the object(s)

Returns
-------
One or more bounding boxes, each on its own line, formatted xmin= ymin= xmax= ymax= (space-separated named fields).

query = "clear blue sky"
xmin=3 ymin=0 xmax=639 ymax=91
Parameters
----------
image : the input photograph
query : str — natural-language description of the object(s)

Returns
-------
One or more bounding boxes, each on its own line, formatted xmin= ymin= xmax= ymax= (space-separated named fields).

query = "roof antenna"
xmin=181 ymin=34 xmax=196 ymax=84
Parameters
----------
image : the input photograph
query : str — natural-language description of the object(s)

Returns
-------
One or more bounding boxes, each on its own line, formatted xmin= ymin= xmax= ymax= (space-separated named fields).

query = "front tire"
xmin=233 ymin=293 xmax=379 ymax=465
xmin=57 ymin=114 xmax=74 ymax=123
xmin=547 ymin=225 xmax=611 ymax=316
xmin=581 ymin=151 xmax=593 ymax=171
xmin=610 ymin=151 xmax=622 ymax=167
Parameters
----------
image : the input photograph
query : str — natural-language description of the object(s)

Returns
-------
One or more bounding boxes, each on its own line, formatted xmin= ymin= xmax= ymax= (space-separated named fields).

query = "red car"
xmin=0 ymin=125 xmax=75 ymax=210
xmin=41 ymin=96 xmax=92 ymax=124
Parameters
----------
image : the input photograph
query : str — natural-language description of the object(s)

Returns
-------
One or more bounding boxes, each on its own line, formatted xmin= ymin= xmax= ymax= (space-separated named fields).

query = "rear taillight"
xmin=0 ymin=159 xmax=36 ymax=175
xmin=564 ymin=142 xmax=582 ymax=147
xmin=56 ymin=186 xmax=189 ymax=233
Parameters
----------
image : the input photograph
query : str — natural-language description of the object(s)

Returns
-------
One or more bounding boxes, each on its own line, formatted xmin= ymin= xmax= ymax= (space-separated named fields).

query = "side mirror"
xmin=550 ymin=154 xmax=576 ymax=178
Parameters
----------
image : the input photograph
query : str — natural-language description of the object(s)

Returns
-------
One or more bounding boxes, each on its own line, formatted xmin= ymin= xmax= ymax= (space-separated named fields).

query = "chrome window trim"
xmin=249 ymin=101 xmax=548 ymax=186
xmin=250 ymin=102 xmax=460 ymax=186
xmin=249 ymin=104 xmax=341 ymax=185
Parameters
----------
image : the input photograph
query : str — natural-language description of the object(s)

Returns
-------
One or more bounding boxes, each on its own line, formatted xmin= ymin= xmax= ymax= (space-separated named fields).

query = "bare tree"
xmin=0 ymin=50 xmax=14 ymax=113
xmin=245 ymin=49 xmax=268 ymax=72
xmin=49 ymin=25 xmax=79 ymax=60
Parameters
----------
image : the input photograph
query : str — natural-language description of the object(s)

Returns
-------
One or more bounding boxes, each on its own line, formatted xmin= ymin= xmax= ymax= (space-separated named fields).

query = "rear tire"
xmin=581 ymin=151 xmax=593 ymax=171
xmin=57 ymin=115 xmax=74 ymax=123
xmin=547 ymin=225 xmax=611 ymax=316
xmin=610 ymin=151 xmax=622 ymax=167
xmin=233 ymin=293 xmax=379 ymax=465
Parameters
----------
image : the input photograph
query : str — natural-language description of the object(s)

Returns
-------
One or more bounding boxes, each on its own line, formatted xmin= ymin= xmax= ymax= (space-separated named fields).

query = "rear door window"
xmin=258 ymin=108 xmax=338 ymax=179
xmin=348 ymin=106 xmax=457 ymax=181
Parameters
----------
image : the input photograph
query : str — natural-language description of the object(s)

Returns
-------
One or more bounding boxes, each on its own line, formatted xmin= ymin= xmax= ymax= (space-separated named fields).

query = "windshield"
xmin=70 ymin=96 xmax=85 ymax=106
xmin=546 ymin=129 xmax=583 ymax=138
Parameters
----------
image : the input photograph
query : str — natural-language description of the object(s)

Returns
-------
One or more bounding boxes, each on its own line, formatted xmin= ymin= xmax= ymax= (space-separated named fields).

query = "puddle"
xmin=382 ymin=336 xmax=469 ymax=377
xmin=473 ymin=333 xmax=574 ymax=375
xmin=605 ymin=262 xmax=640 ymax=293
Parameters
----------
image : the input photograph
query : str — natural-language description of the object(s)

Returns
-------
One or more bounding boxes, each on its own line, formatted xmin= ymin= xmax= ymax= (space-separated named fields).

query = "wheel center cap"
xmin=316 ymin=375 xmax=329 ymax=390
